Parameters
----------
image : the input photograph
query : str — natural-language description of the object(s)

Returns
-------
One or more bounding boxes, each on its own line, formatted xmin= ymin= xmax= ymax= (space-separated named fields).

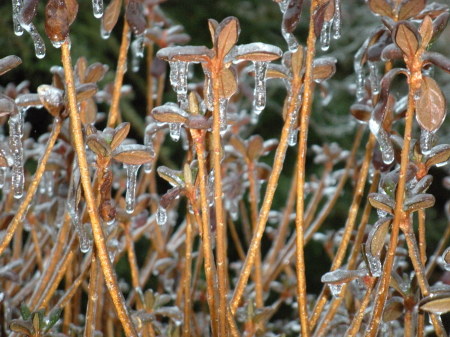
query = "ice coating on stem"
xmin=281 ymin=28 xmax=299 ymax=52
xmin=143 ymin=132 xmax=155 ymax=173
xmin=9 ymin=111 xmax=24 ymax=199
xmin=156 ymin=204 xmax=167 ymax=226
xmin=169 ymin=123 xmax=182 ymax=142
xmin=354 ymin=39 xmax=369 ymax=102
xmin=253 ymin=61 xmax=269 ymax=114
xmin=131 ymin=34 xmax=145 ymax=72
xmin=92 ymin=0 xmax=104 ymax=18
xmin=12 ymin=0 xmax=24 ymax=36
xmin=0 ymin=167 xmax=6 ymax=188
xmin=420 ymin=129 xmax=435 ymax=156
xmin=124 ymin=164 xmax=140 ymax=214
xmin=332 ymin=0 xmax=341 ymax=40
xmin=368 ymin=61 xmax=380 ymax=96
xmin=320 ymin=21 xmax=331 ymax=51
xmin=20 ymin=22 xmax=46 ymax=59
xmin=328 ymin=283 xmax=344 ymax=297
xmin=219 ymin=97 xmax=229 ymax=133
xmin=205 ymin=75 xmax=214 ymax=111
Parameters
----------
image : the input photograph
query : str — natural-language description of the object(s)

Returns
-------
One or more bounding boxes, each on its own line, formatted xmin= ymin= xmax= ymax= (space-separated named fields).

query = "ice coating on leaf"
xmin=420 ymin=129 xmax=436 ymax=156
xmin=366 ymin=251 xmax=382 ymax=277
xmin=12 ymin=0 xmax=24 ymax=36
xmin=442 ymin=246 xmax=450 ymax=271
xmin=156 ymin=204 xmax=167 ymax=226
xmin=282 ymin=28 xmax=299 ymax=52
xmin=369 ymin=119 xmax=394 ymax=164
xmin=332 ymin=0 xmax=341 ymax=40
xmin=20 ymin=22 xmax=46 ymax=59
xmin=253 ymin=61 xmax=268 ymax=114
xmin=328 ymin=283 xmax=344 ymax=297
xmin=320 ymin=21 xmax=331 ymax=51
xmin=92 ymin=0 xmax=104 ymax=18
xmin=131 ymin=34 xmax=145 ymax=72
xmin=0 ymin=167 xmax=6 ymax=188
xmin=124 ymin=164 xmax=140 ymax=214
xmin=169 ymin=123 xmax=182 ymax=142
xmin=219 ymin=97 xmax=228 ymax=132
xmin=368 ymin=61 xmax=380 ymax=95
xmin=8 ymin=111 xmax=24 ymax=199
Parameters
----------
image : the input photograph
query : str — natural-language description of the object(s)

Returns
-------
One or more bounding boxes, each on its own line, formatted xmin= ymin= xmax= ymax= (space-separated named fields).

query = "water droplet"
xmin=12 ymin=0 xmax=24 ymax=36
xmin=131 ymin=34 xmax=145 ymax=72
xmin=169 ymin=123 xmax=181 ymax=142
xmin=21 ymin=22 xmax=46 ymax=59
xmin=332 ymin=0 xmax=341 ymax=40
xmin=420 ymin=129 xmax=435 ymax=156
xmin=9 ymin=111 xmax=24 ymax=199
xmin=156 ymin=205 xmax=167 ymax=226
xmin=368 ymin=61 xmax=380 ymax=96
xmin=92 ymin=0 xmax=104 ymax=18
xmin=124 ymin=164 xmax=140 ymax=214
xmin=253 ymin=61 xmax=268 ymax=113
xmin=219 ymin=97 xmax=229 ymax=133
xmin=328 ymin=283 xmax=344 ymax=297
xmin=320 ymin=21 xmax=331 ymax=51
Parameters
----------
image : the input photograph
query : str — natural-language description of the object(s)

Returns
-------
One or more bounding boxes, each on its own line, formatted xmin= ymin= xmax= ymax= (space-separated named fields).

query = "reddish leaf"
xmin=102 ymin=0 xmax=122 ymax=35
xmin=282 ymin=0 xmax=304 ymax=33
xmin=398 ymin=0 xmax=425 ymax=20
xmin=215 ymin=17 xmax=240 ymax=60
xmin=110 ymin=122 xmax=130 ymax=150
xmin=45 ymin=0 xmax=70 ymax=43
xmin=0 ymin=55 xmax=22 ymax=76
xmin=367 ymin=0 xmax=393 ymax=18
xmin=393 ymin=22 xmax=420 ymax=58
xmin=113 ymin=144 xmax=153 ymax=165
xmin=20 ymin=0 xmax=39 ymax=25
xmin=416 ymin=76 xmax=446 ymax=132
xmin=126 ymin=0 xmax=146 ymax=35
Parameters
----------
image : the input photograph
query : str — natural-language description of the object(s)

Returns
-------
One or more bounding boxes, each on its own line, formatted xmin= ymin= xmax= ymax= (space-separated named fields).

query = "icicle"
xmin=281 ymin=28 xmax=299 ymax=52
xmin=328 ymin=283 xmax=344 ymax=297
xmin=169 ymin=123 xmax=181 ymax=142
xmin=332 ymin=0 xmax=341 ymax=40
xmin=288 ymin=128 xmax=298 ymax=147
xmin=178 ymin=92 xmax=188 ymax=110
xmin=219 ymin=97 xmax=228 ymax=133
xmin=67 ymin=203 xmax=91 ymax=253
xmin=143 ymin=132 xmax=154 ymax=173
xmin=175 ymin=61 xmax=188 ymax=95
xmin=288 ymin=95 xmax=300 ymax=147
xmin=21 ymin=22 xmax=46 ymax=59
xmin=278 ymin=0 xmax=289 ymax=13
xmin=101 ymin=26 xmax=111 ymax=40
xmin=124 ymin=164 xmax=140 ymax=214
xmin=12 ymin=0 xmax=24 ymax=36
xmin=354 ymin=39 xmax=370 ymax=102
xmin=253 ymin=61 xmax=269 ymax=114
xmin=420 ymin=129 xmax=435 ymax=156
xmin=205 ymin=75 xmax=214 ymax=111
xmin=9 ymin=111 xmax=24 ymax=199
xmin=0 ymin=167 xmax=6 ymax=188
xmin=368 ymin=61 xmax=380 ymax=96
xmin=169 ymin=61 xmax=178 ymax=87
xmin=156 ymin=204 xmax=167 ymax=226
xmin=131 ymin=34 xmax=145 ymax=72
xmin=107 ymin=239 xmax=119 ymax=262
xmin=319 ymin=21 xmax=331 ymax=51
xmin=92 ymin=0 xmax=104 ymax=18
xmin=369 ymin=118 xmax=394 ymax=164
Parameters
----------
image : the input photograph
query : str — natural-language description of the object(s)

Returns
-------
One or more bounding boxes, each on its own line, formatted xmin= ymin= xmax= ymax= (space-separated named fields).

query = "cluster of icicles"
xmin=11 ymin=0 xmax=104 ymax=57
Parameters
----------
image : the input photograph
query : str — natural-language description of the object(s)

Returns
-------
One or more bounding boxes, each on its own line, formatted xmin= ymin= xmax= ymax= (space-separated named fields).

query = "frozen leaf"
xmin=420 ymin=293 xmax=450 ymax=315
xmin=76 ymin=83 xmax=98 ymax=101
xmin=282 ymin=0 xmax=304 ymax=33
xmin=185 ymin=115 xmax=211 ymax=130
xmin=403 ymin=194 xmax=435 ymax=213
xmin=157 ymin=46 xmax=212 ymax=63
xmin=321 ymin=269 xmax=366 ymax=285
xmin=0 ymin=55 xmax=22 ymax=76
xmin=0 ymin=96 xmax=18 ymax=117
xmin=85 ymin=62 xmax=108 ymax=83
xmin=367 ymin=0 xmax=392 ymax=18
xmin=398 ymin=0 xmax=425 ymax=21
xmin=419 ymin=16 xmax=433 ymax=48
xmin=38 ymin=85 xmax=64 ymax=117
xmin=102 ymin=0 xmax=122 ymax=37
xmin=110 ymin=122 xmax=130 ymax=150
xmin=20 ymin=0 xmax=39 ymax=26
xmin=152 ymin=104 xmax=188 ymax=124
xmin=367 ymin=217 xmax=392 ymax=257
xmin=313 ymin=56 xmax=337 ymax=83
xmin=393 ymin=22 xmax=420 ymax=58
xmin=217 ymin=67 xmax=237 ymax=99
xmin=45 ymin=0 xmax=70 ymax=44
xmin=113 ymin=144 xmax=153 ymax=165
xmin=425 ymin=144 xmax=450 ymax=169
xmin=157 ymin=166 xmax=185 ymax=188
xmin=233 ymin=43 xmax=282 ymax=62
xmin=215 ymin=17 xmax=240 ymax=60
xmin=87 ymin=134 xmax=111 ymax=157
xmin=350 ymin=103 xmax=371 ymax=123
xmin=383 ymin=297 xmax=404 ymax=322
xmin=442 ymin=246 xmax=450 ymax=271
xmin=15 ymin=93 xmax=42 ymax=108
xmin=126 ymin=0 xmax=146 ymax=35
xmin=431 ymin=12 xmax=449 ymax=44
xmin=247 ymin=135 xmax=264 ymax=161
xmin=9 ymin=320 xmax=33 ymax=335
xmin=208 ymin=19 xmax=219 ymax=44
xmin=410 ymin=175 xmax=433 ymax=195
xmin=416 ymin=76 xmax=446 ymax=132
xmin=368 ymin=193 xmax=395 ymax=214
xmin=266 ymin=64 xmax=288 ymax=79
xmin=423 ymin=52 xmax=450 ymax=73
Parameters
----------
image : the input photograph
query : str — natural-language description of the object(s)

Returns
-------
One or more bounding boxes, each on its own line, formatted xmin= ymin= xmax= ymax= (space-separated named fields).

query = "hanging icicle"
xmin=156 ymin=204 xmax=167 ymax=226
xmin=131 ymin=34 xmax=145 ymax=72
xmin=124 ymin=164 xmax=140 ymax=214
xmin=92 ymin=0 xmax=104 ymax=18
xmin=253 ymin=61 xmax=269 ymax=114
xmin=8 ymin=111 xmax=24 ymax=199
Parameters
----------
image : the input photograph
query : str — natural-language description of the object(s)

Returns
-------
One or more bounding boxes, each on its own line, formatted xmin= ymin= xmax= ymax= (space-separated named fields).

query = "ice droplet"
xmin=8 ymin=111 xmax=24 ymax=199
xmin=219 ymin=97 xmax=228 ymax=133
xmin=253 ymin=61 xmax=268 ymax=113
xmin=320 ymin=21 xmax=331 ymax=51
xmin=92 ymin=0 xmax=104 ymax=18
xmin=67 ymin=203 xmax=91 ymax=253
xmin=288 ymin=127 xmax=298 ymax=147
xmin=368 ymin=61 xmax=380 ymax=96
xmin=124 ymin=164 xmax=140 ymax=214
xmin=281 ymin=28 xmax=299 ymax=52
xmin=21 ymin=22 xmax=46 ymax=59
xmin=131 ymin=34 xmax=145 ymax=72
xmin=420 ymin=129 xmax=435 ymax=156
xmin=169 ymin=123 xmax=181 ymax=142
xmin=12 ymin=0 xmax=24 ymax=36
xmin=354 ymin=39 xmax=370 ymax=102
xmin=0 ymin=167 xmax=6 ymax=188
xmin=328 ymin=283 xmax=344 ymax=297
xmin=100 ymin=26 xmax=111 ymax=39
xmin=332 ymin=0 xmax=341 ymax=40
xmin=369 ymin=119 xmax=394 ymax=165
xmin=156 ymin=205 xmax=167 ymax=226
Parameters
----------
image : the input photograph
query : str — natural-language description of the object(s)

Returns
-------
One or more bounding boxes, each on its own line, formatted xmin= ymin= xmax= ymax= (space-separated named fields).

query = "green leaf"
xmin=20 ymin=303 xmax=31 ymax=320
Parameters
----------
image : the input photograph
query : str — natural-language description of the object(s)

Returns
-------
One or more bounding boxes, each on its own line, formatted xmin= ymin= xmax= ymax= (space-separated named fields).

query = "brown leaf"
xmin=367 ymin=0 xmax=393 ymax=18
xmin=102 ymin=0 xmax=122 ymax=35
xmin=233 ymin=43 xmax=282 ymax=62
xmin=420 ymin=293 xmax=450 ymax=315
xmin=75 ymin=57 xmax=87 ymax=83
xmin=80 ymin=98 xmax=97 ymax=125
xmin=0 ymin=96 xmax=18 ymax=117
xmin=113 ymin=144 xmax=153 ymax=165
xmin=157 ymin=166 xmax=185 ymax=187
xmin=282 ymin=0 xmax=304 ymax=33
xmin=321 ymin=269 xmax=366 ymax=285
xmin=424 ymin=52 xmax=450 ymax=74
xmin=185 ymin=115 xmax=211 ymax=130
xmin=431 ymin=12 xmax=449 ymax=44
xmin=398 ymin=0 xmax=425 ymax=20
xmin=66 ymin=0 xmax=79 ymax=25
xmin=313 ymin=0 xmax=329 ymax=38
xmin=215 ymin=17 xmax=240 ymax=60
xmin=152 ymin=105 xmax=188 ymax=124
xmin=156 ymin=46 xmax=213 ymax=63
xmin=368 ymin=193 xmax=395 ymax=214
xmin=350 ymin=103 xmax=371 ymax=123
xmin=367 ymin=217 xmax=392 ymax=257
xmin=425 ymin=144 xmax=450 ymax=170
xmin=45 ymin=0 xmax=70 ymax=43
xmin=266 ymin=64 xmax=288 ymax=79
xmin=393 ymin=22 xmax=420 ymax=58
xmin=126 ymin=0 xmax=146 ymax=35
xmin=419 ymin=16 xmax=433 ymax=49
xmin=383 ymin=297 xmax=404 ymax=322
xmin=403 ymin=194 xmax=435 ymax=213
xmin=85 ymin=62 xmax=108 ymax=83
xmin=20 ymin=0 xmax=39 ymax=25
xmin=229 ymin=136 xmax=247 ymax=158
xmin=208 ymin=19 xmax=219 ymax=45
xmin=110 ymin=122 xmax=130 ymax=150
xmin=76 ymin=83 xmax=98 ymax=101
xmin=416 ymin=76 xmax=446 ymax=132
xmin=38 ymin=84 xmax=64 ymax=117
xmin=87 ymin=134 xmax=111 ymax=157
xmin=217 ymin=67 xmax=237 ymax=99
xmin=0 ymin=55 xmax=22 ymax=76
xmin=313 ymin=56 xmax=337 ymax=83
xmin=247 ymin=135 xmax=264 ymax=161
